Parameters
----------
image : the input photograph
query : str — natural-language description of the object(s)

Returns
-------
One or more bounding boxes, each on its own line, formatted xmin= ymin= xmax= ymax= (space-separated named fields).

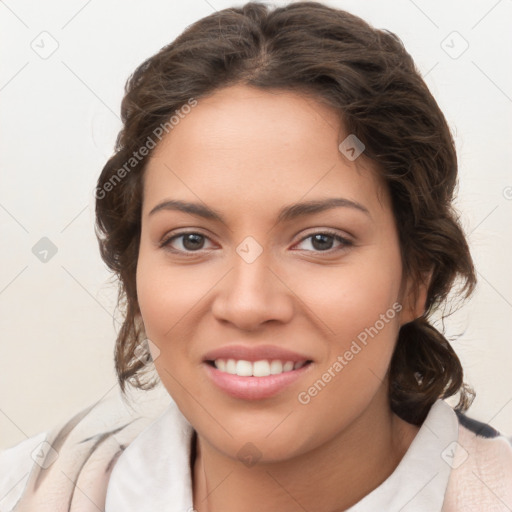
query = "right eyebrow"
xmin=148 ymin=200 xmax=223 ymax=222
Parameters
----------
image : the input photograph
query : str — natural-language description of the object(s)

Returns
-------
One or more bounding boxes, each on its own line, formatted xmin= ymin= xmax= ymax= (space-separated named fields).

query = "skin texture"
xmin=136 ymin=84 xmax=428 ymax=512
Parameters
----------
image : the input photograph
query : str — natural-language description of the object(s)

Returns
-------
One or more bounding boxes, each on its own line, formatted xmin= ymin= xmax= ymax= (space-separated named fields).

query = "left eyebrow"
xmin=277 ymin=197 xmax=370 ymax=222
xmin=148 ymin=197 xmax=371 ymax=223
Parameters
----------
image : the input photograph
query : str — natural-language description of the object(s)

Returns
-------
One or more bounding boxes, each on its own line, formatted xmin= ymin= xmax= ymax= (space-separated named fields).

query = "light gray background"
xmin=1 ymin=0 xmax=511 ymax=450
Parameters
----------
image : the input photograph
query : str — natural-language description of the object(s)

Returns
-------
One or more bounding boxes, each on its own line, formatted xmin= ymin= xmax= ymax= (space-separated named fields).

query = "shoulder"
xmin=0 ymin=431 xmax=47 ymax=511
xmin=442 ymin=409 xmax=512 ymax=512
xmin=0 ymin=391 xmax=168 ymax=511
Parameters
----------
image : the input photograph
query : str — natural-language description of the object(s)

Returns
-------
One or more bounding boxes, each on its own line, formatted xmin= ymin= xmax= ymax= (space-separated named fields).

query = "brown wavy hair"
xmin=95 ymin=1 xmax=476 ymax=425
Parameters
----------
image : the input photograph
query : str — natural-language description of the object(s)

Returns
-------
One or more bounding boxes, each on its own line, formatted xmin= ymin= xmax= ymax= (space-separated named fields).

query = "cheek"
xmin=295 ymin=250 xmax=402 ymax=343
xmin=333 ymin=268 xmax=401 ymax=341
xmin=135 ymin=246 xmax=228 ymax=403
xmin=135 ymin=252 xmax=203 ymax=405
xmin=292 ymin=245 xmax=403 ymax=401
xmin=289 ymin=279 xmax=403 ymax=449
xmin=136 ymin=248 xmax=215 ymax=340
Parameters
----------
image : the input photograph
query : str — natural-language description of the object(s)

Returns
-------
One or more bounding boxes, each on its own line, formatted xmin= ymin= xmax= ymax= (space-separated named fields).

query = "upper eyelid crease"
xmin=161 ymin=230 xmax=352 ymax=253
xmin=148 ymin=197 xmax=371 ymax=223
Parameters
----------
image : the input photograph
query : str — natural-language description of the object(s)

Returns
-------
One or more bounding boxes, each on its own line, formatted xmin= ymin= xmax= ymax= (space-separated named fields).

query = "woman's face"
xmin=136 ymin=84 xmax=421 ymax=461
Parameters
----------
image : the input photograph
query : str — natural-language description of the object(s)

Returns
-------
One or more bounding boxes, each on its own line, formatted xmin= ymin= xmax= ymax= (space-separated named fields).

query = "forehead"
xmin=143 ymin=84 xmax=388 ymax=218
xmin=152 ymin=85 xmax=342 ymax=162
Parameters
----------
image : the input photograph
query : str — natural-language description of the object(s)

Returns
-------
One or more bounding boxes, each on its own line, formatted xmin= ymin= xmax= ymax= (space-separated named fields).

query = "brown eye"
xmin=181 ymin=233 xmax=206 ymax=251
xmin=160 ymin=232 xmax=213 ymax=253
xmin=311 ymin=233 xmax=335 ymax=251
xmin=293 ymin=231 xmax=353 ymax=253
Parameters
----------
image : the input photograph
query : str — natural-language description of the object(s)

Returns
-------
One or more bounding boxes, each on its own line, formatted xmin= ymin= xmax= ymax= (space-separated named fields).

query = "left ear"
xmin=399 ymin=270 xmax=433 ymax=326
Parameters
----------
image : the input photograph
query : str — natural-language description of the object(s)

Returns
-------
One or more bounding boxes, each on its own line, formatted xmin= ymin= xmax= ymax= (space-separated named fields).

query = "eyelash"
xmin=159 ymin=229 xmax=353 ymax=257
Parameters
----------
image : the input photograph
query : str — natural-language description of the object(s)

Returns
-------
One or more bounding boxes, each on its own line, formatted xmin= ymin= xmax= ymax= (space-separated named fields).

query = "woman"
xmin=1 ymin=2 xmax=511 ymax=511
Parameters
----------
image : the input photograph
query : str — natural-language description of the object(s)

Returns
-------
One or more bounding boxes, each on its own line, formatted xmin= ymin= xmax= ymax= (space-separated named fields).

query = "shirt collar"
xmin=346 ymin=399 xmax=459 ymax=511
xmin=105 ymin=399 xmax=194 ymax=511
xmin=105 ymin=398 xmax=458 ymax=512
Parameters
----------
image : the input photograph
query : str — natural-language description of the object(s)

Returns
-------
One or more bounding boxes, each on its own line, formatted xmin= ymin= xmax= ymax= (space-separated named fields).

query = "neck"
xmin=192 ymin=387 xmax=420 ymax=512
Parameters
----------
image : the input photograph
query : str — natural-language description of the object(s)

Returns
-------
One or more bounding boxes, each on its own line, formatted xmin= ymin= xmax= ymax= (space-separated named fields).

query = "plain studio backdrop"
xmin=1 ymin=0 xmax=511 ymax=451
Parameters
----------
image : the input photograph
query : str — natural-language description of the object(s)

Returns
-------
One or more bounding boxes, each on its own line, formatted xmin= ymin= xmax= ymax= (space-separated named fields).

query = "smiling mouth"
xmin=206 ymin=359 xmax=312 ymax=377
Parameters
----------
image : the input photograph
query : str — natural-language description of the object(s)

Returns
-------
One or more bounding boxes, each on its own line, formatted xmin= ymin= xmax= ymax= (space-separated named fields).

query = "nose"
xmin=211 ymin=248 xmax=295 ymax=331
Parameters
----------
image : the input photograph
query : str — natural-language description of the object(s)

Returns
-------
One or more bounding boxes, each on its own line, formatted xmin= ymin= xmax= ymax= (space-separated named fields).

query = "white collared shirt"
xmin=105 ymin=398 xmax=456 ymax=511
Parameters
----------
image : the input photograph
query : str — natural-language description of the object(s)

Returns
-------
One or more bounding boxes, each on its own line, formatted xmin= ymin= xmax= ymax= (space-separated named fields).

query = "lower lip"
xmin=203 ymin=362 xmax=313 ymax=400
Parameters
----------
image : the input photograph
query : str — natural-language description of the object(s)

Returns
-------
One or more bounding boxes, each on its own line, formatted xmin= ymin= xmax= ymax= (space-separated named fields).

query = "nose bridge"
xmin=211 ymin=235 xmax=294 ymax=329
xmin=230 ymin=235 xmax=275 ymax=302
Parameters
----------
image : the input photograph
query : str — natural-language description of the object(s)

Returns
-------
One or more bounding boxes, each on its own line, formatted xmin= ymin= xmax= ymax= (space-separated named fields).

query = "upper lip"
xmin=202 ymin=344 xmax=313 ymax=363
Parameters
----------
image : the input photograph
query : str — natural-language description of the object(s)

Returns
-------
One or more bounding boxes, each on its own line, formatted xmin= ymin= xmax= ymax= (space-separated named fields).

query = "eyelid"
xmin=158 ymin=228 xmax=217 ymax=250
xmin=291 ymin=228 xmax=353 ymax=252
xmin=159 ymin=227 xmax=353 ymax=255
xmin=294 ymin=227 xmax=353 ymax=243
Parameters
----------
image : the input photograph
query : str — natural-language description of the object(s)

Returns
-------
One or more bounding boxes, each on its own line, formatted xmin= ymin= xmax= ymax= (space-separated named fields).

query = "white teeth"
xmin=270 ymin=360 xmax=283 ymax=374
xmin=213 ymin=358 xmax=308 ymax=376
xmin=235 ymin=360 xmax=253 ymax=377
xmin=283 ymin=361 xmax=294 ymax=372
xmin=253 ymin=360 xmax=271 ymax=377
